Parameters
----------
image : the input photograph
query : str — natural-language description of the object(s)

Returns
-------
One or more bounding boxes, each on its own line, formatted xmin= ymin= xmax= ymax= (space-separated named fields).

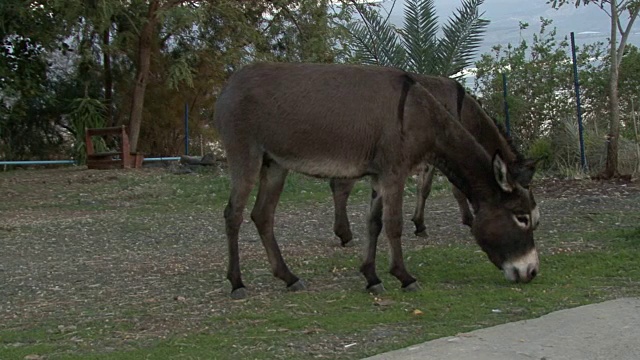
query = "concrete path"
xmin=365 ymin=298 xmax=640 ymax=360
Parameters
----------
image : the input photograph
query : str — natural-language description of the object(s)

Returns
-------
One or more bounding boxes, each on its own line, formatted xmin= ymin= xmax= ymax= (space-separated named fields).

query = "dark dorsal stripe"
xmin=462 ymin=87 xmax=526 ymax=165
xmin=397 ymin=73 xmax=416 ymax=132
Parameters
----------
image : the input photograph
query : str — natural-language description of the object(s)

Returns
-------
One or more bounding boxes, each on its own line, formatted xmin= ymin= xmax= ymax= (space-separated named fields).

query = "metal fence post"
xmin=184 ymin=102 xmax=189 ymax=156
xmin=502 ymin=72 xmax=511 ymax=137
xmin=570 ymin=32 xmax=588 ymax=171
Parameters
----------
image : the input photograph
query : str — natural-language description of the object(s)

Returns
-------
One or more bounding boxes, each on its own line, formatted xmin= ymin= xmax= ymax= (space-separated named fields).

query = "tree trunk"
xmin=103 ymin=28 xmax=114 ymax=127
xmin=128 ymin=0 xmax=160 ymax=153
xmin=632 ymin=98 xmax=640 ymax=175
xmin=601 ymin=0 xmax=621 ymax=179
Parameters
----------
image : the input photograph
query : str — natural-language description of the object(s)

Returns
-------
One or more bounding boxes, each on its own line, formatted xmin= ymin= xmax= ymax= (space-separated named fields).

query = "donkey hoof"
xmin=414 ymin=224 xmax=427 ymax=234
xmin=414 ymin=230 xmax=428 ymax=238
xmin=402 ymin=282 xmax=420 ymax=292
xmin=230 ymin=287 xmax=248 ymax=300
xmin=287 ymin=280 xmax=306 ymax=292
xmin=341 ymin=240 xmax=355 ymax=248
xmin=367 ymin=283 xmax=386 ymax=295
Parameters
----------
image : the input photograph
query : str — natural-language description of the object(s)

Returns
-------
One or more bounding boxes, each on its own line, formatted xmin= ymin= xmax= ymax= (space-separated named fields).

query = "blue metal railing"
xmin=0 ymin=157 xmax=181 ymax=166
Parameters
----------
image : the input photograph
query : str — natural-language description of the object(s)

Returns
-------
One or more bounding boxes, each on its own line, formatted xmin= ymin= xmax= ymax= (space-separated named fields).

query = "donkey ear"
xmin=493 ymin=152 xmax=514 ymax=193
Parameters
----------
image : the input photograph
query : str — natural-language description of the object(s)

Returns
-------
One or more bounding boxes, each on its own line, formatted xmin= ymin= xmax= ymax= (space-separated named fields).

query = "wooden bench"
xmin=85 ymin=125 xmax=144 ymax=170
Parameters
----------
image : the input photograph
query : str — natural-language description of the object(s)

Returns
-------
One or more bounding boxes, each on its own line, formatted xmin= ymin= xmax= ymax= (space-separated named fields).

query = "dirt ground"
xmin=1 ymin=167 xmax=639 ymax=356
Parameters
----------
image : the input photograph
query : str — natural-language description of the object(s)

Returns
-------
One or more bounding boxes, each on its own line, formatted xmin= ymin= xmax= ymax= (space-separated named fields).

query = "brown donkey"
xmin=213 ymin=63 xmax=539 ymax=299
xmin=330 ymin=74 xmax=539 ymax=245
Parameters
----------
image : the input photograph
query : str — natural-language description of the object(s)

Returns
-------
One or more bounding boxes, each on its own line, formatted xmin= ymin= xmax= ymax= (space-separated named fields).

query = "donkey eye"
xmin=513 ymin=214 xmax=530 ymax=229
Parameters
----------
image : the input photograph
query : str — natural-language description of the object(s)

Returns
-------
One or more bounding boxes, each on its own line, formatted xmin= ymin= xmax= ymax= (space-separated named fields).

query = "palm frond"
xmin=348 ymin=21 xmax=381 ymax=65
xmin=347 ymin=4 xmax=406 ymax=68
xmin=400 ymin=0 xmax=439 ymax=74
xmin=436 ymin=0 xmax=490 ymax=77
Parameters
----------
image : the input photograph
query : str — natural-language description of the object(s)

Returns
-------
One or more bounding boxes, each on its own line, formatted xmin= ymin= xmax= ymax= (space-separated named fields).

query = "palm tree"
xmin=348 ymin=0 xmax=489 ymax=78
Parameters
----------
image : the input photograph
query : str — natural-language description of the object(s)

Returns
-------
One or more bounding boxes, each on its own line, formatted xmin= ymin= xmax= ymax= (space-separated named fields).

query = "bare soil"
xmin=1 ymin=167 xmax=639 ymax=356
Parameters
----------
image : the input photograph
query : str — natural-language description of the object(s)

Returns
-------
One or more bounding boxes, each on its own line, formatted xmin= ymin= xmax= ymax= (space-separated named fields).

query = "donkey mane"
xmin=462 ymin=87 xmax=524 ymax=164
xmin=486 ymin=112 xmax=537 ymax=186
xmin=491 ymin=117 xmax=526 ymax=164
xmin=458 ymin=88 xmax=534 ymax=186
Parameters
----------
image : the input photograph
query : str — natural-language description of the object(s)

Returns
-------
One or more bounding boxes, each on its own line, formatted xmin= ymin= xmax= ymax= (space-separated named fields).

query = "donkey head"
xmin=471 ymin=152 xmax=540 ymax=283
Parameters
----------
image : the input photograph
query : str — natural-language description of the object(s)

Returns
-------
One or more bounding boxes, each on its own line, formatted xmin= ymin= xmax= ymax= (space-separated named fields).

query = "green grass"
xmin=1 ymin=168 xmax=639 ymax=359
xmin=3 ymin=228 xmax=639 ymax=359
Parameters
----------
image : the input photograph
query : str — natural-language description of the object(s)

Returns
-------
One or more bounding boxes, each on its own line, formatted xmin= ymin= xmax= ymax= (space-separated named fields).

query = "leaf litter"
xmin=1 ymin=168 xmax=639 ymax=357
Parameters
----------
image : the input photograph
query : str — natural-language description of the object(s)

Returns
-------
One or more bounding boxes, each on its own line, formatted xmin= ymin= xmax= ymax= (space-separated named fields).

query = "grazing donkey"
xmin=329 ymin=74 xmax=539 ymax=245
xmin=214 ymin=63 xmax=539 ymax=299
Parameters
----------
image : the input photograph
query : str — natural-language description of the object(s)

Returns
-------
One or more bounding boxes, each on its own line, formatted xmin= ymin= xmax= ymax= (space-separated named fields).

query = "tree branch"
xmin=347 ymin=23 xmax=381 ymax=64
xmin=618 ymin=0 xmax=631 ymax=10
xmin=161 ymin=0 xmax=188 ymax=10
xmin=601 ymin=4 xmax=613 ymax=18
xmin=616 ymin=3 xmax=640 ymax=67
xmin=281 ymin=5 xmax=304 ymax=40
xmin=351 ymin=1 xmax=375 ymax=35
xmin=349 ymin=1 xmax=382 ymax=62
xmin=382 ymin=0 xmax=398 ymax=25
xmin=617 ymin=15 xmax=625 ymax=33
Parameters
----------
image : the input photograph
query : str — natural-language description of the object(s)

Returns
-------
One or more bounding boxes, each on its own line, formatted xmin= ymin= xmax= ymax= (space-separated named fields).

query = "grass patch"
xmin=3 ymin=230 xmax=639 ymax=359
xmin=1 ymin=168 xmax=639 ymax=359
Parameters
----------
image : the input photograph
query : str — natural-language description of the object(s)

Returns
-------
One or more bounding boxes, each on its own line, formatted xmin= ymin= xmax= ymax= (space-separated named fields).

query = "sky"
xmin=384 ymin=0 xmax=640 ymax=58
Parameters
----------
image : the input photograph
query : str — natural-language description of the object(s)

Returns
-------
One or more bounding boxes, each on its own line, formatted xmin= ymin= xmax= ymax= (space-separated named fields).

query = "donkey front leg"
xmin=411 ymin=165 xmax=435 ymax=237
xmin=329 ymin=178 xmax=356 ymax=247
xmin=383 ymin=178 xmax=418 ymax=291
xmin=452 ymin=186 xmax=474 ymax=227
xmin=250 ymin=162 xmax=304 ymax=292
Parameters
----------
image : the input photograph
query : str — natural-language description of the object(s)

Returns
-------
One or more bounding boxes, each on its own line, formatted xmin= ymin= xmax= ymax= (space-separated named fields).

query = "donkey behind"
xmin=213 ymin=63 xmax=539 ymax=299
xmin=330 ymin=74 xmax=539 ymax=247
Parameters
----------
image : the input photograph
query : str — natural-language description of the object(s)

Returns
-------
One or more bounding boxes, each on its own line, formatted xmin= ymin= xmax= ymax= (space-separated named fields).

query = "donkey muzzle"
xmin=502 ymin=248 xmax=539 ymax=283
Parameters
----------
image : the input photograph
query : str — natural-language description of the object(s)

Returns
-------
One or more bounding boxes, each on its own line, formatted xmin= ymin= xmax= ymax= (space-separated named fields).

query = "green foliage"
xmin=546 ymin=0 xmax=640 ymax=177
xmin=348 ymin=0 xmax=489 ymax=77
xmin=0 ymin=0 xmax=354 ymax=159
xmin=473 ymin=17 xmax=640 ymax=174
xmin=475 ymin=19 xmax=580 ymax=147
xmin=0 ymin=0 xmax=64 ymax=159
xmin=402 ymin=0 xmax=439 ymax=73
xmin=166 ymin=55 xmax=195 ymax=91
xmin=618 ymin=45 xmax=640 ymax=138
xmin=550 ymin=115 xmax=587 ymax=175
xmin=548 ymin=0 xmax=640 ymax=12
xmin=547 ymin=0 xmax=591 ymax=7
xmin=527 ymin=137 xmax=553 ymax=169
xmin=68 ymin=97 xmax=107 ymax=164
xmin=437 ymin=0 xmax=491 ymax=76
xmin=474 ymin=19 xmax=611 ymax=166
xmin=0 ymin=94 xmax=66 ymax=160
xmin=260 ymin=0 xmax=350 ymax=63
xmin=348 ymin=4 xmax=405 ymax=68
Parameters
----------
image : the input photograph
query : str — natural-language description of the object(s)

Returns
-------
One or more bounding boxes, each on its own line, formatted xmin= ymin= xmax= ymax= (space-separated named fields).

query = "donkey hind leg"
xmin=225 ymin=154 xmax=263 ymax=300
xmin=452 ymin=186 xmax=474 ymax=227
xmin=360 ymin=180 xmax=385 ymax=294
xmin=250 ymin=161 xmax=304 ymax=292
xmin=329 ymin=178 xmax=356 ymax=247
xmin=411 ymin=165 xmax=435 ymax=237
xmin=382 ymin=178 xmax=418 ymax=291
